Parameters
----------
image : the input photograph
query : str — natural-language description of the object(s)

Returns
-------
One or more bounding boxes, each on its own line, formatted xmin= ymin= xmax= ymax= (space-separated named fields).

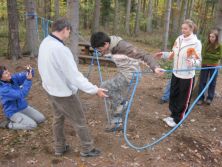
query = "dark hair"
xmin=52 ymin=17 xmax=72 ymax=32
xmin=90 ymin=32 xmax=111 ymax=48
xmin=207 ymin=28 xmax=219 ymax=49
xmin=0 ymin=66 xmax=6 ymax=79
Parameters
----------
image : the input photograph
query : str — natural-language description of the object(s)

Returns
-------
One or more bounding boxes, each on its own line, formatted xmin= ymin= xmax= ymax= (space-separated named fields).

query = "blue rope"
xmin=94 ymin=49 xmax=111 ymax=125
xmin=123 ymin=68 xmax=219 ymax=150
xmin=138 ymin=66 xmax=222 ymax=74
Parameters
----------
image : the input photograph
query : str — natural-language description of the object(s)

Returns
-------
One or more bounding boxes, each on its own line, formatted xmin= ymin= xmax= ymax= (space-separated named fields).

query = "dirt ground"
xmin=0 ymin=57 xmax=222 ymax=167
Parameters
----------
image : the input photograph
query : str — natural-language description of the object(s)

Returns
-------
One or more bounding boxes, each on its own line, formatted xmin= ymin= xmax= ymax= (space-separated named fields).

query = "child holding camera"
xmin=0 ymin=65 xmax=45 ymax=130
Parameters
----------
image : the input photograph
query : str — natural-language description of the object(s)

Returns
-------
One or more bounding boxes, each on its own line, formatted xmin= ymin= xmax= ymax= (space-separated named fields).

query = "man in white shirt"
xmin=38 ymin=18 xmax=107 ymax=157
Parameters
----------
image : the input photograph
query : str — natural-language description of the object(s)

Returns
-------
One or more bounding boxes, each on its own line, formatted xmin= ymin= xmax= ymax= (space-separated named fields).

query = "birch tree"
xmin=162 ymin=0 xmax=172 ymax=50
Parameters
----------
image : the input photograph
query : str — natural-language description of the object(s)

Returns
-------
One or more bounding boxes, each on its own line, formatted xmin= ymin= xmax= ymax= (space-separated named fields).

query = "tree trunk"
xmin=24 ymin=0 xmax=39 ymax=57
xmin=215 ymin=0 xmax=222 ymax=43
xmin=171 ymin=0 xmax=181 ymax=37
xmin=125 ymin=0 xmax=131 ymax=35
xmin=101 ymin=0 xmax=111 ymax=30
xmin=83 ymin=0 xmax=88 ymax=29
xmin=187 ymin=0 xmax=194 ymax=18
xmin=7 ymin=0 xmax=21 ymax=60
xmin=67 ymin=0 xmax=79 ymax=64
xmin=146 ymin=0 xmax=153 ymax=33
xmin=178 ymin=0 xmax=188 ymax=29
xmin=113 ymin=0 xmax=119 ymax=34
xmin=134 ymin=0 xmax=141 ymax=35
xmin=162 ymin=0 xmax=172 ymax=50
xmin=92 ymin=0 xmax=100 ymax=33
xmin=44 ymin=0 xmax=51 ymax=19
xmin=54 ymin=0 xmax=60 ymax=18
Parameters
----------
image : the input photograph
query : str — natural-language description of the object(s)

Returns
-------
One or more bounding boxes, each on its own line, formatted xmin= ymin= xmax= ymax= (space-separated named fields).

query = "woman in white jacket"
xmin=156 ymin=19 xmax=202 ymax=127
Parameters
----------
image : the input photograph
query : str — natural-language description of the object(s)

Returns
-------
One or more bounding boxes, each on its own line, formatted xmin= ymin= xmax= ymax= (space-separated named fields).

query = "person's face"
xmin=97 ymin=42 xmax=110 ymax=54
xmin=62 ymin=27 xmax=71 ymax=40
xmin=209 ymin=33 xmax=217 ymax=44
xmin=181 ymin=23 xmax=193 ymax=37
xmin=1 ymin=70 xmax=11 ymax=81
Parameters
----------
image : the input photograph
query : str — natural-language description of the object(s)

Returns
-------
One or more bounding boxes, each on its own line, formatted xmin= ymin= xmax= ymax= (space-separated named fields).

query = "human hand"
xmin=26 ymin=70 xmax=33 ymax=80
xmin=97 ymin=88 xmax=108 ymax=98
xmin=154 ymin=67 xmax=165 ymax=75
xmin=154 ymin=52 xmax=163 ymax=59
xmin=25 ymin=65 xmax=32 ymax=74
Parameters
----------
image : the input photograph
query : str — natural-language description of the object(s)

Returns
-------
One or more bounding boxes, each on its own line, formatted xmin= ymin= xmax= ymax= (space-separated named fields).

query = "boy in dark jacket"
xmin=0 ymin=66 xmax=45 ymax=130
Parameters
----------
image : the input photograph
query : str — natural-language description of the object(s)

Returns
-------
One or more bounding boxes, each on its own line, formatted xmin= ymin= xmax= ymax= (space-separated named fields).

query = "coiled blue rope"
xmin=123 ymin=68 xmax=219 ymax=150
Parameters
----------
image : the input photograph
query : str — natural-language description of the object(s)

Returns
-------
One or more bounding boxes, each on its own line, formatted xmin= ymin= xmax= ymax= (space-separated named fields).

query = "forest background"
xmin=0 ymin=0 xmax=221 ymax=61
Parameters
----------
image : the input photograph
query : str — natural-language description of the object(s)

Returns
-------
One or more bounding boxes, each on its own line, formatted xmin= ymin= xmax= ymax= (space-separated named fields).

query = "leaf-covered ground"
xmin=0 ymin=57 xmax=221 ymax=167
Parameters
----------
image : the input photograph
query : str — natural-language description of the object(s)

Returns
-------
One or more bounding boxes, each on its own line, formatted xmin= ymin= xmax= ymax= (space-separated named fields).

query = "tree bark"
xmin=171 ymin=0 xmax=181 ymax=37
xmin=7 ymin=0 xmax=21 ymax=60
xmin=215 ymin=0 xmax=222 ymax=43
xmin=113 ymin=0 xmax=119 ymax=34
xmin=146 ymin=0 xmax=153 ymax=33
xmin=134 ymin=0 xmax=141 ymax=35
xmin=24 ymin=0 xmax=39 ymax=57
xmin=54 ymin=0 xmax=60 ymax=18
xmin=162 ymin=0 xmax=172 ymax=50
xmin=44 ymin=0 xmax=51 ymax=19
xmin=92 ymin=0 xmax=100 ymax=33
xmin=67 ymin=0 xmax=79 ymax=63
xmin=125 ymin=0 xmax=131 ymax=35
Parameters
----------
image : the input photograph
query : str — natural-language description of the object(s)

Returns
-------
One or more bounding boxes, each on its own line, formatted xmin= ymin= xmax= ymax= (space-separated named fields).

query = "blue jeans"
xmin=161 ymin=79 xmax=171 ymax=101
xmin=198 ymin=67 xmax=218 ymax=101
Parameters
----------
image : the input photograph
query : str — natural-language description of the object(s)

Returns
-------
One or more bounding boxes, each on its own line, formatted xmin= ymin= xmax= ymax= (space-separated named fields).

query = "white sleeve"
xmin=55 ymin=47 xmax=98 ymax=94
xmin=194 ymin=40 xmax=202 ymax=67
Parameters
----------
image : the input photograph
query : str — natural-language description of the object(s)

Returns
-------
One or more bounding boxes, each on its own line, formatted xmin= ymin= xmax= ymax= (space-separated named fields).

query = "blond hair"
xmin=183 ymin=19 xmax=197 ymax=33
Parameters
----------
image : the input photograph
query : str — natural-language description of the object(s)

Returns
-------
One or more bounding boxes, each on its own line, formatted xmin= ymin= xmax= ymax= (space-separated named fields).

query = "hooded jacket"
xmin=163 ymin=34 xmax=202 ymax=79
xmin=0 ymin=72 xmax=32 ymax=118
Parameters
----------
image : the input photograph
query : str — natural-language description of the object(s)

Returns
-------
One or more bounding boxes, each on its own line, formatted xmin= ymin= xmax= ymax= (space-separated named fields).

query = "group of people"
xmin=0 ymin=17 xmax=221 ymax=157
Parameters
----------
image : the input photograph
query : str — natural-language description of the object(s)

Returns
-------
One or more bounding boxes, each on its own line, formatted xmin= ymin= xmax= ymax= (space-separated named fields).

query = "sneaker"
xmin=159 ymin=99 xmax=168 ymax=104
xmin=163 ymin=117 xmax=177 ymax=127
xmin=197 ymin=100 xmax=203 ymax=105
xmin=55 ymin=144 xmax=70 ymax=156
xmin=111 ymin=117 xmax=122 ymax=124
xmin=105 ymin=123 xmax=123 ymax=132
xmin=163 ymin=116 xmax=173 ymax=122
xmin=80 ymin=148 xmax=101 ymax=157
xmin=206 ymin=99 xmax=212 ymax=105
